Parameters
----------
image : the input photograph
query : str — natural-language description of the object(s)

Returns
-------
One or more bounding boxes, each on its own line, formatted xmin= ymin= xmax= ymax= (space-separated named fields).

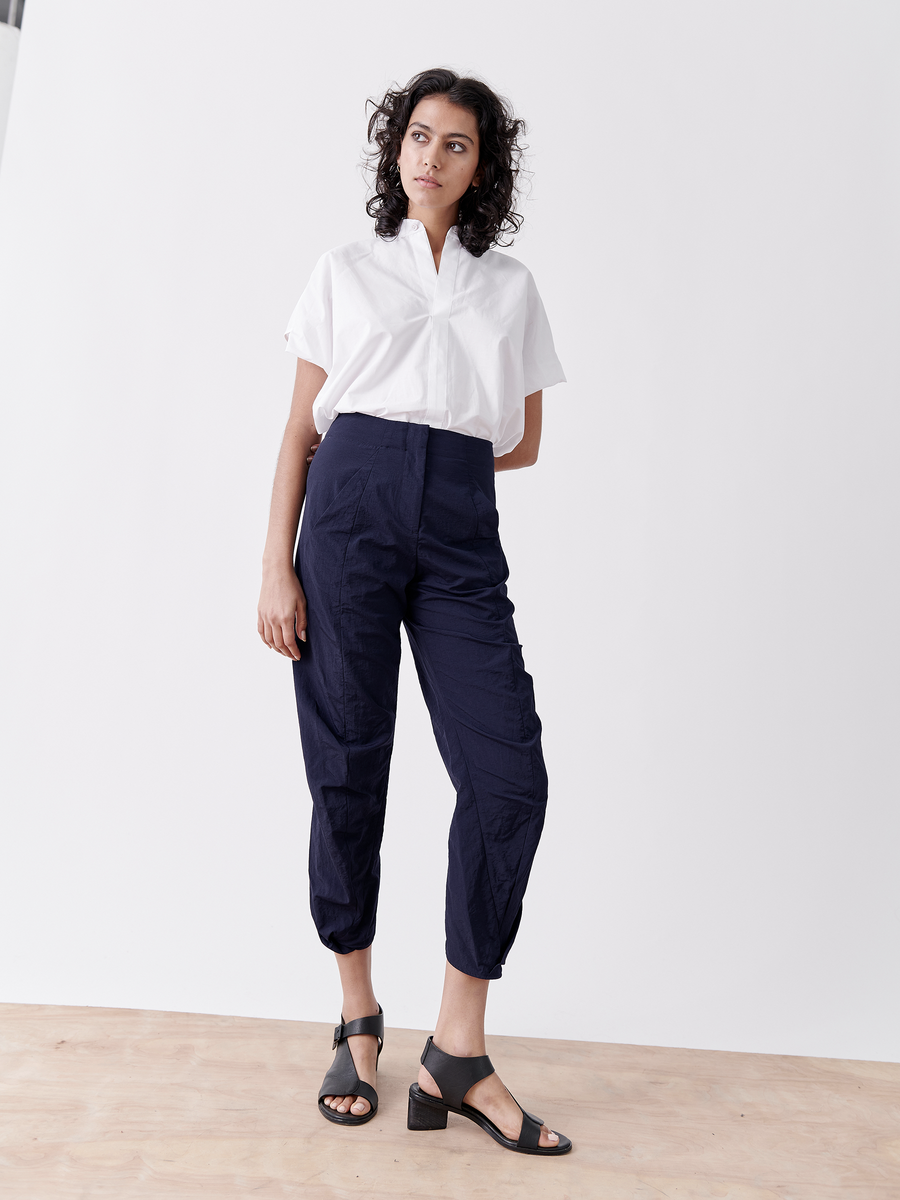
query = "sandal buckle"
xmin=332 ymin=1024 xmax=344 ymax=1049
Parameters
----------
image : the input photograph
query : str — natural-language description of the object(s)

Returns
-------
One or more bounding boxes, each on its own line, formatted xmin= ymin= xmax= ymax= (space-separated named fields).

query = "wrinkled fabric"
xmin=292 ymin=412 xmax=548 ymax=980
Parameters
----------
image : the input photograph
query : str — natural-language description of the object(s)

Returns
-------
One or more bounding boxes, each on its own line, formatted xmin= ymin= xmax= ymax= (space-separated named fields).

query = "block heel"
xmin=407 ymin=1091 xmax=449 ymax=1131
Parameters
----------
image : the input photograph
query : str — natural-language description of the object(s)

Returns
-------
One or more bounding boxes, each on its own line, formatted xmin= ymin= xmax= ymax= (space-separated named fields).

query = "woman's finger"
xmin=271 ymin=622 xmax=288 ymax=654
xmin=281 ymin=619 xmax=302 ymax=660
xmin=293 ymin=587 xmax=308 ymax=645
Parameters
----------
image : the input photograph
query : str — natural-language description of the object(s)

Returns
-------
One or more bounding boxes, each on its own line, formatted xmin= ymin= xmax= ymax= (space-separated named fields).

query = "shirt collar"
xmin=399 ymin=218 xmax=460 ymax=244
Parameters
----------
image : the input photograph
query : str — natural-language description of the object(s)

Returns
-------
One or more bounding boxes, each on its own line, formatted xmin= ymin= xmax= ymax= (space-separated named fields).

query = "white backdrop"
xmin=1 ymin=1 xmax=898 ymax=1062
xmin=0 ymin=21 xmax=21 ymax=161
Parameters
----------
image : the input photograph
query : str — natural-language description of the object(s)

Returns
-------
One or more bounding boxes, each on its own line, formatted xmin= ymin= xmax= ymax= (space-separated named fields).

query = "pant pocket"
xmin=303 ymin=442 xmax=380 ymax=535
xmin=469 ymin=473 xmax=500 ymax=541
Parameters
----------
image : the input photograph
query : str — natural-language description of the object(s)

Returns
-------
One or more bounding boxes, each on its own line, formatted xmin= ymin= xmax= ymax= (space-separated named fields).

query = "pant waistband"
xmin=327 ymin=412 xmax=493 ymax=463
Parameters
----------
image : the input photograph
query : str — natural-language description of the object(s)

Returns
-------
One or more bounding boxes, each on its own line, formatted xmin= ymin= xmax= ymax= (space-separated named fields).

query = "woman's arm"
xmin=257 ymin=358 xmax=327 ymax=659
xmin=494 ymin=391 xmax=542 ymax=472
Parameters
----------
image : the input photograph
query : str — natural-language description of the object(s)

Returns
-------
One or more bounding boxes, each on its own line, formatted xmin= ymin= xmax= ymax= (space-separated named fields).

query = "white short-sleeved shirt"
xmin=284 ymin=218 xmax=565 ymax=457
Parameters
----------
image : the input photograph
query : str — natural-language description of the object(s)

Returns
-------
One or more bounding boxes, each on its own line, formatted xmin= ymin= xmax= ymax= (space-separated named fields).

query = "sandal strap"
xmin=318 ymin=1066 xmax=378 ymax=1113
xmin=516 ymin=1107 xmax=544 ymax=1151
xmin=333 ymin=1006 xmax=384 ymax=1049
xmin=420 ymin=1035 xmax=495 ymax=1111
xmin=349 ymin=1079 xmax=378 ymax=1110
xmin=319 ymin=1038 xmax=380 ymax=1107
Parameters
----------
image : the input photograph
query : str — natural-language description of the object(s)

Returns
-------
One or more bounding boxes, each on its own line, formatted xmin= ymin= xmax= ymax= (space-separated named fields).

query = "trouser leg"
xmin=292 ymin=417 xmax=414 ymax=954
xmin=405 ymin=438 xmax=549 ymax=980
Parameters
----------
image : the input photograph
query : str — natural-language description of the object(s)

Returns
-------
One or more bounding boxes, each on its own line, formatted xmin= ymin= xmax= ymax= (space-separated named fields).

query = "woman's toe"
xmin=540 ymin=1124 xmax=559 ymax=1147
xmin=326 ymin=1093 xmax=370 ymax=1115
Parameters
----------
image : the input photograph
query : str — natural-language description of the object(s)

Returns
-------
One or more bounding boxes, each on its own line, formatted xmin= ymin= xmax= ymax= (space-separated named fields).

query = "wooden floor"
xmin=1 ymin=1003 xmax=898 ymax=1198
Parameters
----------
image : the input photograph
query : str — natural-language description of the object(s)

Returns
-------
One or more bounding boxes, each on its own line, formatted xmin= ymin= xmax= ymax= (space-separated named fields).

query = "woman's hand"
xmin=258 ymin=567 xmax=308 ymax=660
xmin=258 ymin=358 xmax=326 ymax=660
xmin=306 ymin=441 xmax=321 ymax=464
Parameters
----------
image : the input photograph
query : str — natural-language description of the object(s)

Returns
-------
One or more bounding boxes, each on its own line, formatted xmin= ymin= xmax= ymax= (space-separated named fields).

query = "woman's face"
xmin=397 ymin=95 xmax=482 ymax=220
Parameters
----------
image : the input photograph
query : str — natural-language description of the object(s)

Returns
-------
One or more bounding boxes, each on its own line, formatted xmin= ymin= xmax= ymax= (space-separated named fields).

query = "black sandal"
xmin=318 ymin=1004 xmax=384 ymax=1125
xmin=407 ymin=1035 xmax=572 ymax=1155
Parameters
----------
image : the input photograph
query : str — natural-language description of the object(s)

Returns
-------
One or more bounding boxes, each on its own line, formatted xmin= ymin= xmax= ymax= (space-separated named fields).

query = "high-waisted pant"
xmin=292 ymin=412 xmax=548 ymax=980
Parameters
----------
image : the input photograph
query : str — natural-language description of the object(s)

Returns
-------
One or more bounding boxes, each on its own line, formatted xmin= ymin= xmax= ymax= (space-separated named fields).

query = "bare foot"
xmin=418 ymin=1061 xmax=561 ymax=1148
xmin=322 ymin=1006 xmax=380 ymax=1117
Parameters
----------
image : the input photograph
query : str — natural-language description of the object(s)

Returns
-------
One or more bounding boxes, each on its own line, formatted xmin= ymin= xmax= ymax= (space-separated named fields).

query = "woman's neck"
xmin=407 ymin=202 xmax=459 ymax=263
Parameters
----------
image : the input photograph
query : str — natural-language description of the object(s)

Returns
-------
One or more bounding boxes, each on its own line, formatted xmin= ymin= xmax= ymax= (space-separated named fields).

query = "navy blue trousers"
xmin=292 ymin=412 xmax=548 ymax=980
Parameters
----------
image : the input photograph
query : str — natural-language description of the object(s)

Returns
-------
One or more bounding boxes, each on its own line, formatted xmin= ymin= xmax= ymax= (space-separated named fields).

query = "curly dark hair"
xmin=364 ymin=67 xmax=527 ymax=258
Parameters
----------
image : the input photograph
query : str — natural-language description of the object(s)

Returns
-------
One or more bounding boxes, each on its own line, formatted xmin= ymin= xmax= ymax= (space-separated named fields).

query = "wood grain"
xmin=0 ymin=1002 xmax=898 ymax=1198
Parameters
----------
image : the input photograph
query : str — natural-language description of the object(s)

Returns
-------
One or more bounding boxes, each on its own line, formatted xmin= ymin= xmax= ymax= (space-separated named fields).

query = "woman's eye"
xmin=448 ymin=142 xmax=464 ymax=152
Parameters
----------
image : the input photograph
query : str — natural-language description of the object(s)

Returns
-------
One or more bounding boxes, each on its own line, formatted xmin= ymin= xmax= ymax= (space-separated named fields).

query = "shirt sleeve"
xmin=283 ymin=252 xmax=333 ymax=373
xmin=522 ymin=271 xmax=566 ymax=395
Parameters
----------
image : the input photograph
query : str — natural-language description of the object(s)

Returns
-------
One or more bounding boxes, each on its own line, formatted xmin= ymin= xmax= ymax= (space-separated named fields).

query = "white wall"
xmin=0 ymin=21 xmax=20 ymax=162
xmin=1 ymin=1 xmax=898 ymax=1062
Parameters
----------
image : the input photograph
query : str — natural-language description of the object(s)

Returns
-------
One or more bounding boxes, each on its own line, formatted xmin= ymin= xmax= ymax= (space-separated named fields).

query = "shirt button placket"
xmin=424 ymin=230 xmax=460 ymax=427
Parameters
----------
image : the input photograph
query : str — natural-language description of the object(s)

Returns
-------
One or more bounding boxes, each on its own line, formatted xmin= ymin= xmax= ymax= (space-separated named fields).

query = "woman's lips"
xmin=416 ymin=176 xmax=441 ymax=188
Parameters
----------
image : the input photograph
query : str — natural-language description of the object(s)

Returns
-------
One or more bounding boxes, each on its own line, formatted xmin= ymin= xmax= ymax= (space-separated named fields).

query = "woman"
xmin=257 ymin=67 xmax=571 ymax=1157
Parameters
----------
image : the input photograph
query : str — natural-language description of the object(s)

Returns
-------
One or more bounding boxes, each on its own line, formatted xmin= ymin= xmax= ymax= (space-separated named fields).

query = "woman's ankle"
xmin=341 ymin=992 xmax=379 ymax=1019
xmin=432 ymin=1026 xmax=487 ymax=1058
